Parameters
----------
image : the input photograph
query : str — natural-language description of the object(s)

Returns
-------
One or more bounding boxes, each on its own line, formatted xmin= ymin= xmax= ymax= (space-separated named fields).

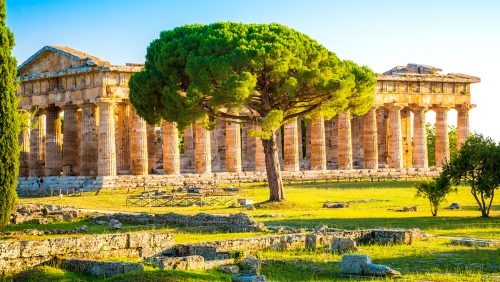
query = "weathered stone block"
xmin=153 ymin=255 xmax=205 ymax=270
xmin=331 ymin=237 xmax=357 ymax=253
xmin=340 ymin=254 xmax=371 ymax=274
xmin=0 ymin=241 xmax=20 ymax=259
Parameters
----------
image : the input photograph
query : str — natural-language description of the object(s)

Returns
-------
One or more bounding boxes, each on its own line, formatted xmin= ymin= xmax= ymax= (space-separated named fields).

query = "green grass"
xmin=6 ymin=180 xmax=500 ymax=281
xmin=15 ymin=180 xmax=499 ymax=239
xmin=258 ymin=238 xmax=499 ymax=281
xmin=11 ymin=266 xmax=231 ymax=282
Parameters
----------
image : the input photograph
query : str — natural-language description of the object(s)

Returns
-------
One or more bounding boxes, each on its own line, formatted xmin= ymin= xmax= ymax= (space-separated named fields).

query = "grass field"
xmin=7 ymin=180 xmax=500 ymax=281
xmin=16 ymin=180 xmax=500 ymax=239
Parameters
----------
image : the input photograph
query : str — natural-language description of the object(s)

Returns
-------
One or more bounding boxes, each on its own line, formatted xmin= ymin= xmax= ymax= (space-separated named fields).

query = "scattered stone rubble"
xmin=92 ymin=212 xmax=265 ymax=232
xmin=448 ymin=202 xmax=462 ymax=210
xmin=10 ymin=204 xmax=79 ymax=224
xmin=450 ymin=238 xmax=500 ymax=247
xmin=340 ymin=254 xmax=401 ymax=278
xmin=402 ymin=206 xmax=418 ymax=212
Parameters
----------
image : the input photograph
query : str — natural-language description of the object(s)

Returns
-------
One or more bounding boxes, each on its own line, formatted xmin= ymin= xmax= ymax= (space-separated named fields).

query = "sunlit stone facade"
xmin=17 ymin=47 xmax=480 ymax=180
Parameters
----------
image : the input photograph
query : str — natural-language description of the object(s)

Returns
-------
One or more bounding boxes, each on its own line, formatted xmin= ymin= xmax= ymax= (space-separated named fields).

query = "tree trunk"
xmin=262 ymin=130 xmax=286 ymax=201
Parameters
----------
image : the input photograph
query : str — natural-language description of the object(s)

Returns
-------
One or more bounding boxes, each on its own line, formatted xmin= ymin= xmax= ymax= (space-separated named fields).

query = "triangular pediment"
xmin=17 ymin=46 xmax=110 ymax=76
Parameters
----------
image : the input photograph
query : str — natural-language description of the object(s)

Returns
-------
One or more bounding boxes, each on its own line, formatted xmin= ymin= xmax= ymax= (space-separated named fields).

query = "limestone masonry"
xmin=16 ymin=46 xmax=480 ymax=189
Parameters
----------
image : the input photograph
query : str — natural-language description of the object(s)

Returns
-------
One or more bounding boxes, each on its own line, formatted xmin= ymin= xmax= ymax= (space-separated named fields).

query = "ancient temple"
xmin=17 ymin=46 xmax=480 ymax=182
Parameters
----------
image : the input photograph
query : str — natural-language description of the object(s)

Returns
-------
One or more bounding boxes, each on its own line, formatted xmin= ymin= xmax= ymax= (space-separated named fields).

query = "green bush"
xmin=416 ymin=173 xmax=455 ymax=216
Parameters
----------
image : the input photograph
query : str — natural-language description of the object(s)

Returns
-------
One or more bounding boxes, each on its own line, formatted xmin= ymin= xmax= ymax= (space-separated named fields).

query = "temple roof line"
xmin=378 ymin=63 xmax=480 ymax=83
xmin=17 ymin=46 xmax=111 ymax=72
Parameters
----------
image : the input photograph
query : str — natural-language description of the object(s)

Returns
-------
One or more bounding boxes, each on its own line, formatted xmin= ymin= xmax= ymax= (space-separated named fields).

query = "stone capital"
xmin=409 ymin=104 xmax=429 ymax=113
xmin=455 ymin=103 xmax=475 ymax=112
xmin=432 ymin=105 xmax=453 ymax=112
xmin=384 ymin=103 xmax=405 ymax=111
xmin=96 ymin=98 xmax=120 ymax=107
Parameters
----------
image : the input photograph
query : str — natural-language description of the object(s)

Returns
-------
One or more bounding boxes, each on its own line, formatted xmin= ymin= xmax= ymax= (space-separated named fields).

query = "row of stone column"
xmin=20 ymin=103 xmax=471 ymax=177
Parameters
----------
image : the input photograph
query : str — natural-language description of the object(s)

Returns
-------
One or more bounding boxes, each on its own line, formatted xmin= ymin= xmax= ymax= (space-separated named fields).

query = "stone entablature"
xmin=16 ymin=47 xmax=480 ymax=182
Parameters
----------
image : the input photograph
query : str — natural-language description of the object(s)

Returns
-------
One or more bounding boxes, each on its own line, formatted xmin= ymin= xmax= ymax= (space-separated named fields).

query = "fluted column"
xmin=62 ymin=104 xmax=80 ymax=176
xmin=30 ymin=112 xmax=45 ymax=176
xmin=386 ymin=105 xmax=404 ymax=169
xmin=163 ymin=121 xmax=180 ymax=174
xmin=19 ymin=118 xmax=30 ymax=177
xmin=130 ymin=109 xmax=148 ymax=175
xmin=45 ymin=106 xmax=62 ymax=176
xmin=338 ymin=111 xmax=353 ymax=170
xmin=254 ymin=125 xmax=266 ymax=172
xmin=147 ymin=124 xmax=157 ymax=174
xmin=96 ymin=101 xmax=116 ymax=176
xmin=401 ymin=108 xmax=413 ymax=168
xmin=80 ymin=104 xmax=98 ymax=176
xmin=456 ymin=105 xmax=471 ymax=151
xmin=115 ymin=103 xmax=130 ymax=173
xmin=363 ymin=107 xmax=378 ymax=169
xmin=310 ymin=116 xmax=326 ymax=170
xmin=412 ymin=106 xmax=428 ymax=168
xmin=195 ymin=120 xmax=211 ymax=173
xmin=435 ymin=106 xmax=450 ymax=166
xmin=284 ymin=117 xmax=300 ymax=171
xmin=225 ymin=119 xmax=241 ymax=173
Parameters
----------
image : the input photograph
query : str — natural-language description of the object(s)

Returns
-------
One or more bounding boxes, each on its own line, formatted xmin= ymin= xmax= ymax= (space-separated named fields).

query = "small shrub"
xmin=415 ymin=173 xmax=456 ymax=216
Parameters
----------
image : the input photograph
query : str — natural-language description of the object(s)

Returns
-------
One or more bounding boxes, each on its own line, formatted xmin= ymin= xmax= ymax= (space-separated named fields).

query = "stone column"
xmin=456 ymin=105 xmax=471 ymax=151
xmin=377 ymin=108 xmax=388 ymax=166
xmin=386 ymin=105 xmax=404 ymax=169
xmin=80 ymin=103 xmax=98 ymax=176
xmin=225 ymin=119 xmax=242 ymax=172
xmin=254 ymin=125 xmax=266 ymax=172
xmin=338 ymin=111 xmax=353 ymax=170
xmin=435 ymin=106 xmax=450 ymax=166
xmin=351 ymin=115 xmax=364 ymax=167
xmin=183 ymin=125 xmax=195 ymax=171
xmin=147 ymin=124 xmax=157 ymax=174
xmin=19 ymin=118 xmax=30 ymax=177
xmin=130 ymin=109 xmax=148 ymax=175
xmin=115 ymin=103 xmax=130 ymax=173
xmin=401 ymin=108 xmax=413 ymax=168
xmin=45 ymin=106 xmax=62 ymax=176
xmin=284 ymin=117 xmax=300 ymax=171
xmin=310 ymin=116 xmax=326 ymax=170
xmin=363 ymin=107 xmax=378 ymax=169
xmin=30 ymin=112 xmax=45 ymax=176
xmin=97 ymin=101 xmax=116 ymax=176
xmin=195 ymin=120 xmax=211 ymax=173
xmin=412 ymin=106 xmax=428 ymax=168
xmin=62 ymin=104 xmax=80 ymax=176
xmin=163 ymin=121 xmax=180 ymax=174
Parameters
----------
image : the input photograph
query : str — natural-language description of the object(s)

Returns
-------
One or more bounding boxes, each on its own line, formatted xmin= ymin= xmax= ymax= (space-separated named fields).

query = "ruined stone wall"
xmin=0 ymin=232 xmax=174 ymax=275
xmin=92 ymin=212 xmax=264 ymax=233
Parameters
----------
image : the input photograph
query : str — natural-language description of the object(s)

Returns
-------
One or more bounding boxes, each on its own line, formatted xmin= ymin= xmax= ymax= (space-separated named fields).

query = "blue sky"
xmin=7 ymin=0 xmax=500 ymax=140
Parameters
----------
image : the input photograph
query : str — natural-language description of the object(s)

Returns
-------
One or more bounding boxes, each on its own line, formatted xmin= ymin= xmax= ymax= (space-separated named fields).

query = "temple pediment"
xmin=17 ymin=46 xmax=110 ymax=76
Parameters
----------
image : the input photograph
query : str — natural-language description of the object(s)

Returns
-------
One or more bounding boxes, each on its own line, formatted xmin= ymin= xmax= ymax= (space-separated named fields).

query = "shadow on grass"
xmin=373 ymin=248 xmax=500 ymax=275
xmin=260 ymin=248 xmax=499 ymax=282
xmin=263 ymin=215 xmax=500 ymax=232
xmin=13 ymin=267 xmax=229 ymax=282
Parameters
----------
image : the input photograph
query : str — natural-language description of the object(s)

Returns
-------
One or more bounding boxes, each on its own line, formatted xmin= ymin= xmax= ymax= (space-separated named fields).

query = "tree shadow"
xmin=263 ymin=216 xmax=500 ymax=234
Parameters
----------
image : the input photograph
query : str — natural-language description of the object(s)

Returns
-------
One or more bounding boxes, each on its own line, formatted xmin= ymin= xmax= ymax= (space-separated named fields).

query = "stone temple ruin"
xmin=16 ymin=46 xmax=480 ymax=191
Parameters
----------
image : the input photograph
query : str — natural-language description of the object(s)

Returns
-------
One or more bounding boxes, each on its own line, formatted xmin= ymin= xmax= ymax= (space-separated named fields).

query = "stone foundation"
xmin=0 ymin=232 xmax=174 ymax=275
xmin=17 ymin=168 xmax=439 ymax=195
xmin=91 ymin=212 xmax=265 ymax=232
